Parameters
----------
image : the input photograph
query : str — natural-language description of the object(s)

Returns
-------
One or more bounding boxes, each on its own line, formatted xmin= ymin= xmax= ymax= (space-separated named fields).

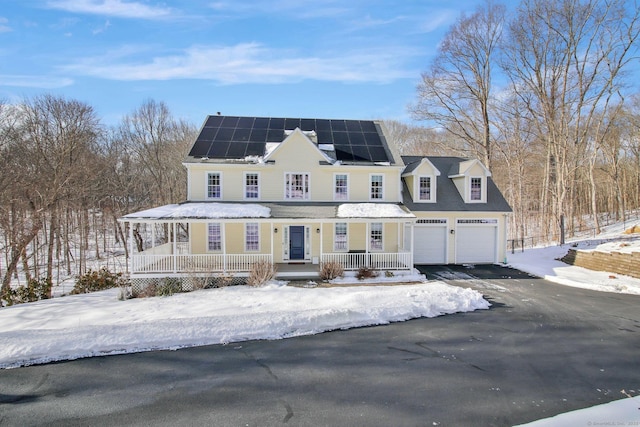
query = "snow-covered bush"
xmin=1 ymin=278 xmax=51 ymax=306
xmin=356 ymin=266 xmax=378 ymax=280
xmin=320 ymin=261 xmax=344 ymax=281
xmin=72 ymin=267 xmax=129 ymax=294
xmin=247 ymin=261 xmax=277 ymax=287
xmin=156 ymin=278 xmax=182 ymax=296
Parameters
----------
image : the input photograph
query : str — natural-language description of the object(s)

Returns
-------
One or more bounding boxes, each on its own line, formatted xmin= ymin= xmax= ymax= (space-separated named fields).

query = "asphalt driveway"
xmin=1 ymin=264 xmax=639 ymax=426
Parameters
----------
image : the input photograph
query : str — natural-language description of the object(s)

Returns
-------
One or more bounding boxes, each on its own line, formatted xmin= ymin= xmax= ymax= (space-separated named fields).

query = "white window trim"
xmin=207 ymin=223 xmax=223 ymax=252
xmin=284 ymin=172 xmax=311 ymax=201
xmin=245 ymin=223 xmax=260 ymax=252
xmin=370 ymin=222 xmax=383 ymax=252
xmin=334 ymin=222 xmax=348 ymax=252
xmin=206 ymin=172 xmax=222 ymax=200
xmin=369 ymin=174 xmax=384 ymax=201
xmin=416 ymin=175 xmax=436 ymax=203
xmin=333 ymin=173 xmax=349 ymax=201
xmin=243 ymin=171 xmax=260 ymax=200
xmin=468 ymin=176 xmax=485 ymax=203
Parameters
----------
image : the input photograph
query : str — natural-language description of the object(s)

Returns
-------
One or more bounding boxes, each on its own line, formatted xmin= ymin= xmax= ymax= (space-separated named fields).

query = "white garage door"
xmin=456 ymin=219 xmax=498 ymax=264
xmin=407 ymin=220 xmax=447 ymax=264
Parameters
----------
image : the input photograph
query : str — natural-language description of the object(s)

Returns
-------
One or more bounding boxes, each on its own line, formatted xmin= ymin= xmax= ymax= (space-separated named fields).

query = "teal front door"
xmin=289 ymin=226 xmax=305 ymax=260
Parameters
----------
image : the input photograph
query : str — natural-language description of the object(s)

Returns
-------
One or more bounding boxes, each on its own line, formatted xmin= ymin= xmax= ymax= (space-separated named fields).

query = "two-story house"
xmin=120 ymin=115 xmax=511 ymax=286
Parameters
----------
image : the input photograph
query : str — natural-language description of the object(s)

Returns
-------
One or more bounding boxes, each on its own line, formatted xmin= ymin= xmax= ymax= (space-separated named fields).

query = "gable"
xmin=264 ymin=129 xmax=329 ymax=167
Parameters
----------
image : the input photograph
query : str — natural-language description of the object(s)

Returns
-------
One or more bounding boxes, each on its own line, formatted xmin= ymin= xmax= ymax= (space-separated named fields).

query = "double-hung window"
xmin=370 ymin=174 xmax=383 ymax=200
xmin=470 ymin=177 xmax=482 ymax=201
xmin=370 ymin=223 xmax=383 ymax=251
xmin=245 ymin=223 xmax=259 ymax=251
xmin=419 ymin=176 xmax=432 ymax=201
xmin=207 ymin=172 xmax=221 ymax=199
xmin=208 ymin=223 xmax=222 ymax=251
xmin=334 ymin=222 xmax=347 ymax=251
xmin=244 ymin=172 xmax=259 ymax=200
xmin=285 ymin=173 xmax=310 ymax=200
xmin=334 ymin=174 xmax=348 ymax=200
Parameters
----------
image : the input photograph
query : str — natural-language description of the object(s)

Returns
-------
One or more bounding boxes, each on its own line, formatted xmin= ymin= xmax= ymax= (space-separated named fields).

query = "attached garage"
xmin=455 ymin=219 xmax=498 ymax=264
xmin=407 ymin=219 xmax=447 ymax=264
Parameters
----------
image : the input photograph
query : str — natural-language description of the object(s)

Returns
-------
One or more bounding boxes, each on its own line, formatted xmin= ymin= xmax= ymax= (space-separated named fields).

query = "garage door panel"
xmin=456 ymin=225 xmax=496 ymax=264
xmin=410 ymin=224 xmax=447 ymax=264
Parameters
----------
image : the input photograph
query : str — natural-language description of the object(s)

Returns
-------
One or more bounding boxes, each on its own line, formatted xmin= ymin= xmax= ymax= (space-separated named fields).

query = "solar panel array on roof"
xmin=188 ymin=116 xmax=389 ymax=162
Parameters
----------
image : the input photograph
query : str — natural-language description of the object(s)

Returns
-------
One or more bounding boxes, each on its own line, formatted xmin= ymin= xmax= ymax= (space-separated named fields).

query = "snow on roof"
xmin=122 ymin=203 xmax=271 ymax=220
xmin=337 ymin=203 xmax=415 ymax=218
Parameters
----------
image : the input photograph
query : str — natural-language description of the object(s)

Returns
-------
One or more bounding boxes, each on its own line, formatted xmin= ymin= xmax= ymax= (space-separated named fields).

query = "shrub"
xmin=356 ymin=266 xmax=378 ymax=281
xmin=156 ymin=278 xmax=182 ymax=296
xmin=72 ymin=267 xmax=129 ymax=294
xmin=320 ymin=261 xmax=344 ymax=281
xmin=384 ymin=270 xmax=394 ymax=278
xmin=213 ymin=273 xmax=235 ymax=288
xmin=247 ymin=260 xmax=277 ymax=287
xmin=1 ymin=278 xmax=51 ymax=306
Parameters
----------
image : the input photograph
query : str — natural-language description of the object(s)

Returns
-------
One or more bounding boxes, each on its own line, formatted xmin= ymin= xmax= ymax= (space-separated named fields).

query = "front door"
xmin=289 ymin=226 xmax=305 ymax=260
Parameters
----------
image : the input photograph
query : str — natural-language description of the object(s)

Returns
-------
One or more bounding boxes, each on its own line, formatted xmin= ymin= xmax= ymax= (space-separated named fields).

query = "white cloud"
xmin=0 ymin=75 xmax=74 ymax=88
xmin=46 ymin=0 xmax=175 ymax=20
xmin=0 ymin=17 xmax=12 ymax=33
xmin=61 ymin=42 xmax=418 ymax=84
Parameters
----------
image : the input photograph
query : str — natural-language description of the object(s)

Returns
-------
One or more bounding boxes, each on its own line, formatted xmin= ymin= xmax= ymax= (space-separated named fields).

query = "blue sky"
xmin=0 ymin=0 xmax=482 ymax=126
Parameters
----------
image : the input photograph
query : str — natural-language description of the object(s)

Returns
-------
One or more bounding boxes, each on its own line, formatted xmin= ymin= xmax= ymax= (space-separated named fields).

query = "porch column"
xmin=365 ymin=222 xmax=369 ymax=254
xmin=410 ymin=221 xmax=415 ymax=266
xmin=128 ymin=221 xmax=134 ymax=274
xmin=319 ymin=222 xmax=323 ymax=265
xmin=172 ymin=221 xmax=177 ymax=273
xmin=222 ymin=223 xmax=227 ymax=273
xmin=270 ymin=222 xmax=274 ymax=264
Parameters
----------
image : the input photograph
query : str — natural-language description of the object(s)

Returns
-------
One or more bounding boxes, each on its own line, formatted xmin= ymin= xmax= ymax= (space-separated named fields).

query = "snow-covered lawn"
xmin=0 ymin=276 xmax=488 ymax=369
xmin=508 ymin=221 xmax=640 ymax=295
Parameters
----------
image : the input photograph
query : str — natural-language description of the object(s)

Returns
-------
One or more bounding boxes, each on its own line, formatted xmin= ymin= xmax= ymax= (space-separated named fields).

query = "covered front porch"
xmin=119 ymin=202 xmax=416 ymax=280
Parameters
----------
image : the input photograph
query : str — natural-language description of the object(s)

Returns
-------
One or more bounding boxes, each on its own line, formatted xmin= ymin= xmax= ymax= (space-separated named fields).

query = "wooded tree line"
xmin=407 ymin=0 xmax=640 ymax=242
xmin=0 ymin=97 xmax=196 ymax=294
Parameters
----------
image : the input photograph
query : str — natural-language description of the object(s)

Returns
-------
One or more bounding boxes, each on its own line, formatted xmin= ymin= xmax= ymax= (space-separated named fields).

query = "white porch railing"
xmin=321 ymin=252 xmax=412 ymax=271
xmin=131 ymin=253 xmax=272 ymax=274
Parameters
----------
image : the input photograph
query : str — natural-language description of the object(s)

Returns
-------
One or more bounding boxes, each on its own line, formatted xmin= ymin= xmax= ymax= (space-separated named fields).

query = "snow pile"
xmin=0 ymin=281 xmax=488 ymax=368
xmin=122 ymin=202 xmax=271 ymax=219
xmin=337 ymin=203 xmax=414 ymax=218
xmin=515 ymin=395 xmax=640 ymax=427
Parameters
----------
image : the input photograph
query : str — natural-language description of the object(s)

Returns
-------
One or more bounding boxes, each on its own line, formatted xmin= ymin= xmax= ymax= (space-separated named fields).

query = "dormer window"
xmin=470 ymin=177 xmax=482 ymax=201
xmin=419 ymin=176 xmax=433 ymax=201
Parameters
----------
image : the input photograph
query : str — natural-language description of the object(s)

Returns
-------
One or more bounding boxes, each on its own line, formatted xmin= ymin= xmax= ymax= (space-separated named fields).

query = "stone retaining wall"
xmin=561 ymin=248 xmax=640 ymax=279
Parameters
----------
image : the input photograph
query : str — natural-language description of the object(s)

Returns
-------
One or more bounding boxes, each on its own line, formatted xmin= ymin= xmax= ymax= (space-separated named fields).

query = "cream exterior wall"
xmin=185 ymin=132 xmax=403 ymax=203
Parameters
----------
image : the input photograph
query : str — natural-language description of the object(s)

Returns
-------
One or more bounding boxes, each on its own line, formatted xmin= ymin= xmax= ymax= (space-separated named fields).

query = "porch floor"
xmin=275 ymin=262 xmax=320 ymax=279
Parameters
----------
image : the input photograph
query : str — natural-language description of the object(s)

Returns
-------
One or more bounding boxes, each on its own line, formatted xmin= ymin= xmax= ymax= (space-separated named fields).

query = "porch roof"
xmin=120 ymin=202 xmax=415 ymax=221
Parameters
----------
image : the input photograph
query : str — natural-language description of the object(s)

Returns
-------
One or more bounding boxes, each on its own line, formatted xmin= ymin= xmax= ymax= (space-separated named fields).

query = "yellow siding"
xmin=190 ymin=223 xmax=207 ymax=254
xmin=405 ymin=175 xmax=415 ymax=200
xmin=185 ymin=136 xmax=403 ymax=202
xmin=350 ymin=223 xmax=367 ymax=251
xmin=468 ymin=162 xmax=486 ymax=176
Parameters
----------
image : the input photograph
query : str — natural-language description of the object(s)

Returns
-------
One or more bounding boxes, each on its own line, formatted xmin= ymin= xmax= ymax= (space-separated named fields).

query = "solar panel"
xmin=190 ymin=115 xmax=389 ymax=162
xmin=237 ymin=116 xmax=254 ymax=128
xmin=220 ymin=116 xmax=239 ymax=127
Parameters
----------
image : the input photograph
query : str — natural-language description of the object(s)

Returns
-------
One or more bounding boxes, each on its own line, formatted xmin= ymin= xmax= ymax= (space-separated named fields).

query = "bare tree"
xmin=410 ymin=0 xmax=506 ymax=169
xmin=502 ymin=0 xmax=640 ymax=238
xmin=114 ymin=100 xmax=196 ymax=207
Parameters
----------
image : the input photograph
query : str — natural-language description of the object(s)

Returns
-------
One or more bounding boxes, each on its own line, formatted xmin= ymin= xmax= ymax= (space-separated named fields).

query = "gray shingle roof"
xmin=401 ymin=156 xmax=512 ymax=213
